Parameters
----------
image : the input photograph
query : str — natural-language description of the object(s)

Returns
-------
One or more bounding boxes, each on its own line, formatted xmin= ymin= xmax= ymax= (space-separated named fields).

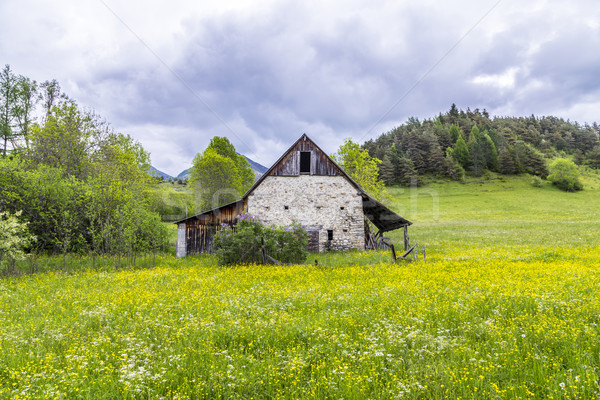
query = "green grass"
xmin=1 ymin=173 xmax=600 ymax=399
xmin=385 ymin=171 xmax=600 ymax=253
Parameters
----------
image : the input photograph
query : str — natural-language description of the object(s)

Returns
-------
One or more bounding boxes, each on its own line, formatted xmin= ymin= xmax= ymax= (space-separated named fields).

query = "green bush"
xmin=547 ymin=158 xmax=583 ymax=192
xmin=0 ymin=210 xmax=36 ymax=273
xmin=214 ymin=214 xmax=308 ymax=265
xmin=531 ymin=175 xmax=544 ymax=188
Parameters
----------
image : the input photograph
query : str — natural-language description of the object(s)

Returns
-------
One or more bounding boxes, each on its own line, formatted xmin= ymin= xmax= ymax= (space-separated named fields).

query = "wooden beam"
xmin=401 ymin=242 xmax=417 ymax=259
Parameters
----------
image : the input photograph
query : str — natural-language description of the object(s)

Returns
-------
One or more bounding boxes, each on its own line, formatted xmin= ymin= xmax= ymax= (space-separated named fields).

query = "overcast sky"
xmin=2 ymin=0 xmax=599 ymax=176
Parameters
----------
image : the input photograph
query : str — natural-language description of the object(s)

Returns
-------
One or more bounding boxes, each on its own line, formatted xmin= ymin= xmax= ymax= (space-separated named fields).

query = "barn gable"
xmin=262 ymin=134 xmax=344 ymax=177
xmin=176 ymin=134 xmax=411 ymax=256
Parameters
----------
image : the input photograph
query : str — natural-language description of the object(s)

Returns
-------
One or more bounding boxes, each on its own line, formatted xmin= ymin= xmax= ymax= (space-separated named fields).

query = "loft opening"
xmin=300 ymin=151 xmax=311 ymax=173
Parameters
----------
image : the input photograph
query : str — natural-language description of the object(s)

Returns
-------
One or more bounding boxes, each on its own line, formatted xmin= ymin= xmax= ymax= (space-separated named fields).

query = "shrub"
xmin=214 ymin=213 xmax=308 ymax=265
xmin=531 ymin=175 xmax=544 ymax=188
xmin=0 ymin=210 xmax=36 ymax=273
xmin=547 ymin=158 xmax=583 ymax=192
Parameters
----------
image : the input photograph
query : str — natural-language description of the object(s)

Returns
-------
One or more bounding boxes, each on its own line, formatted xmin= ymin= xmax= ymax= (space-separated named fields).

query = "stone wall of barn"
xmin=247 ymin=175 xmax=365 ymax=251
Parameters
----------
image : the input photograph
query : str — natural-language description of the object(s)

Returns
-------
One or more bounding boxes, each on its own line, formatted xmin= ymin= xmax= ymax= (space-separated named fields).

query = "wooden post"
xmin=390 ymin=244 xmax=397 ymax=263
xmin=404 ymin=225 xmax=409 ymax=251
xmin=261 ymin=237 xmax=267 ymax=264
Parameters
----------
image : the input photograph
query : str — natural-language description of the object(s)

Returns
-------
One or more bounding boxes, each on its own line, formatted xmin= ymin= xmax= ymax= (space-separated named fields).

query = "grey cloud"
xmin=4 ymin=0 xmax=600 ymax=174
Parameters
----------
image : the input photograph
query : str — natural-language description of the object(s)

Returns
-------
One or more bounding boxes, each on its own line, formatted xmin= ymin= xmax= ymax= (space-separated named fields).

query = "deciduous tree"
xmin=547 ymin=158 xmax=583 ymax=192
xmin=331 ymin=139 xmax=387 ymax=201
xmin=190 ymin=137 xmax=254 ymax=211
xmin=13 ymin=75 xmax=38 ymax=149
xmin=0 ymin=64 xmax=18 ymax=155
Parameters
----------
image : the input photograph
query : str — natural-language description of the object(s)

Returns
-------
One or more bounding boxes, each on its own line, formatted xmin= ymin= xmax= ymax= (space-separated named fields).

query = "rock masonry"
xmin=247 ymin=174 xmax=365 ymax=251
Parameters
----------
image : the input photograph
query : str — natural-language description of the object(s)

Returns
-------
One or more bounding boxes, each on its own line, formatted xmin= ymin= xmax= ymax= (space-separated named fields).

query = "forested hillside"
xmin=364 ymin=104 xmax=600 ymax=185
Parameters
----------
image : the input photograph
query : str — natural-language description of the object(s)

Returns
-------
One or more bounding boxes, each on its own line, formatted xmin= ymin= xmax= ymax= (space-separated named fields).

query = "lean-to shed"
xmin=176 ymin=134 xmax=411 ymax=256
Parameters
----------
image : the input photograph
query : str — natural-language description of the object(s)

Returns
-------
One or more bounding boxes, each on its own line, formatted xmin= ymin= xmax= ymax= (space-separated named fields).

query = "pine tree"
xmin=483 ymin=132 xmax=498 ymax=171
xmin=428 ymin=145 xmax=446 ymax=175
xmin=397 ymin=157 xmax=418 ymax=186
xmin=453 ymin=135 xmax=470 ymax=169
xmin=514 ymin=141 xmax=548 ymax=178
xmin=468 ymin=137 xmax=485 ymax=177
xmin=449 ymin=124 xmax=462 ymax=143
xmin=498 ymin=146 xmax=516 ymax=174
xmin=587 ymin=146 xmax=600 ymax=169
xmin=379 ymin=153 xmax=397 ymax=185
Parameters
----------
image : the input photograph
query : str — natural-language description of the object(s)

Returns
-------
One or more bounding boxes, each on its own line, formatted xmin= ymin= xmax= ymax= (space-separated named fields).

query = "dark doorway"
xmin=300 ymin=151 xmax=311 ymax=173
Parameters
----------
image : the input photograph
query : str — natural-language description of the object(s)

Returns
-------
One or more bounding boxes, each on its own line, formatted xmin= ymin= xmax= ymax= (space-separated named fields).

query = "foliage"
xmin=12 ymin=75 xmax=37 ymax=149
xmin=498 ymin=146 xmax=516 ymax=174
xmin=0 ymin=156 xmax=168 ymax=257
xmin=0 ymin=210 xmax=35 ymax=271
xmin=214 ymin=213 xmax=308 ymax=265
xmin=0 ymin=64 xmax=18 ymax=155
xmin=378 ymin=152 xmax=396 ymax=185
xmin=190 ymin=137 xmax=254 ymax=212
xmin=448 ymin=123 xmax=462 ymax=143
xmin=587 ymin=145 xmax=600 ymax=169
xmin=513 ymin=141 xmax=548 ymax=177
xmin=547 ymin=158 xmax=583 ymax=191
xmin=397 ymin=156 xmax=418 ymax=186
xmin=452 ymin=134 xmax=470 ymax=168
xmin=531 ymin=175 xmax=544 ymax=187
xmin=331 ymin=138 xmax=387 ymax=200
xmin=465 ymin=125 xmax=498 ymax=176
xmin=28 ymin=103 xmax=111 ymax=179
xmin=363 ymin=106 xmax=600 ymax=183
xmin=0 ymin=94 xmax=168 ymax=258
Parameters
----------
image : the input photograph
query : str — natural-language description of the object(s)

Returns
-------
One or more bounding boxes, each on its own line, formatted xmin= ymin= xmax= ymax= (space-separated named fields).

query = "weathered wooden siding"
xmin=184 ymin=200 xmax=246 ymax=255
xmin=307 ymin=230 xmax=319 ymax=252
xmin=270 ymin=139 xmax=343 ymax=177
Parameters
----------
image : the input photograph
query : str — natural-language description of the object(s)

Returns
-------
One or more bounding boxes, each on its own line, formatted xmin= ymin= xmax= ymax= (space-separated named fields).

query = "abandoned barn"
xmin=176 ymin=134 xmax=411 ymax=257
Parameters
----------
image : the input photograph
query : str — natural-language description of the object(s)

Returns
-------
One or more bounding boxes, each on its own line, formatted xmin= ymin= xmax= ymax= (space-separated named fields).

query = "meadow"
xmin=1 ymin=172 xmax=600 ymax=399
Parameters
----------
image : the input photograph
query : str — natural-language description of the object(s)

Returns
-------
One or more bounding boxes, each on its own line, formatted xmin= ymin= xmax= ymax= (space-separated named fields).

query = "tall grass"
xmin=2 ymin=252 xmax=600 ymax=398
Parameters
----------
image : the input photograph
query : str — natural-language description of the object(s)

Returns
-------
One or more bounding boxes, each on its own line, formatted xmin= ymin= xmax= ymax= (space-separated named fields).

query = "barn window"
xmin=327 ymin=229 xmax=333 ymax=241
xmin=340 ymin=206 xmax=345 ymax=210
xmin=284 ymin=205 xmax=289 ymax=210
xmin=300 ymin=151 xmax=311 ymax=173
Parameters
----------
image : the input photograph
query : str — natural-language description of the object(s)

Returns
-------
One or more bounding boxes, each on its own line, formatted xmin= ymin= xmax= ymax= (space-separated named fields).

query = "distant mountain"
xmin=148 ymin=166 xmax=173 ymax=180
xmin=242 ymin=154 xmax=268 ymax=174
xmin=176 ymin=168 xmax=191 ymax=180
xmin=175 ymin=155 xmax=268 ymax=181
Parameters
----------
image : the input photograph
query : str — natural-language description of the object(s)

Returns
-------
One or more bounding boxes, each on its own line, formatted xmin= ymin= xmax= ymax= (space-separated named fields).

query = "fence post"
xmin=261 ymin=237 xmax=267 ymax=264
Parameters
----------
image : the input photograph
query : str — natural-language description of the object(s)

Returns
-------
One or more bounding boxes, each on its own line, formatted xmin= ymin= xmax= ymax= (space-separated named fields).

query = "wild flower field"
xmin=1 ymin=174 xmax=600 ymax=399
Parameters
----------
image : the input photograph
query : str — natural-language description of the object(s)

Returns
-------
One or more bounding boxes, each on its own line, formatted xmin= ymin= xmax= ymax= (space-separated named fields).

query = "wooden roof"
xmin=176 ymin=134 xmax=411 ymax=232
